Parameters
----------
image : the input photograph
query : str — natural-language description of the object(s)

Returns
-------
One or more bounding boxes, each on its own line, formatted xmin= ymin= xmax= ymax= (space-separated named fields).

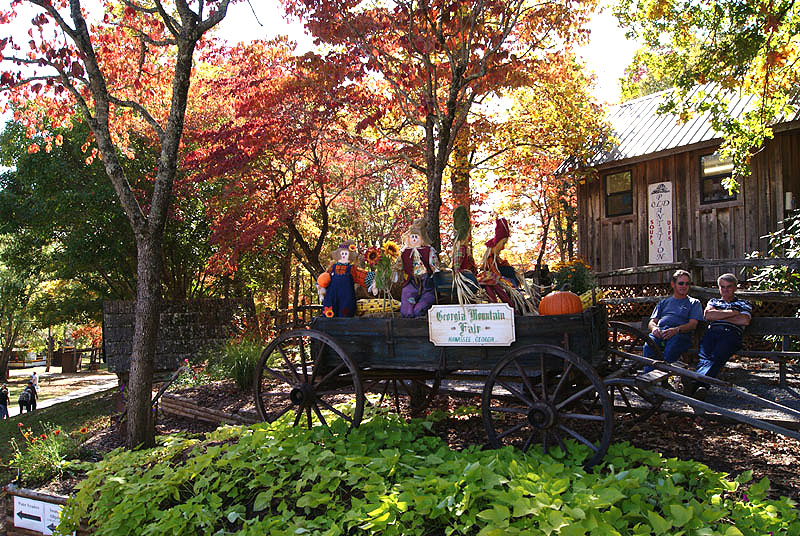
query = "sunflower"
xmin=323 ymin=307 xmax=334 ymax=318
xmin=365 ymin=247 xmax=381 ymax=266
xmin=80 ymin=427 xmax=88 ymax=434
xmin=383 ymin=240 xmax=400 ymax=258
xmin=348 ymin=243 xmax=358 ymax=252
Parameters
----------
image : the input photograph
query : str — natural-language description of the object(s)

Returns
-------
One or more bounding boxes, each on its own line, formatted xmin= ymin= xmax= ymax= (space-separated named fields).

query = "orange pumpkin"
xmin=539 ymin=291 xmax=582 ymax=316
xmin=317 ymin=272 xmax=331 ymax=288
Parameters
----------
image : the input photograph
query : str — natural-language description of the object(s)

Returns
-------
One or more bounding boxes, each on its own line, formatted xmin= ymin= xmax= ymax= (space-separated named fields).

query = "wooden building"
xmin=571 ymin=85 xmax=800 ymax=283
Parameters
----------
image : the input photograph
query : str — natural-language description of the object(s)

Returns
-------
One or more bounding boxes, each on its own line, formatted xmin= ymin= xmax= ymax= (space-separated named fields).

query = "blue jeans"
xmin=643 ymin=332 xmax=692 ymax=369
xmin=696 ymin=325 xmax=742 ymax=383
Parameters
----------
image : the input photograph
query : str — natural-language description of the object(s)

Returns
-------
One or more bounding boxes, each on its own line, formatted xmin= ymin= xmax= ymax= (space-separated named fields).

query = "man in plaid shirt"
xmin=687 ymin=273 xmax=752 ymax=400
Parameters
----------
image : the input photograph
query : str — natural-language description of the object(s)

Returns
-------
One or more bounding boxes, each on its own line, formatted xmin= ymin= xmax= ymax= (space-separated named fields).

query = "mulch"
xmin=36 ymin=379 xmax=800 ymax=502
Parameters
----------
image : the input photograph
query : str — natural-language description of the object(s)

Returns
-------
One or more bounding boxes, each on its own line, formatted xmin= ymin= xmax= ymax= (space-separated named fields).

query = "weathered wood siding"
xmin=578 ymin=126 xmax=800 ymax=284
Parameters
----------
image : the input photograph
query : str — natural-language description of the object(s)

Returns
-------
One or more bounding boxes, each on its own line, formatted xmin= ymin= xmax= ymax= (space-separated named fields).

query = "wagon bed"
xmin=310 ymin=305 xmax=607 ymax=371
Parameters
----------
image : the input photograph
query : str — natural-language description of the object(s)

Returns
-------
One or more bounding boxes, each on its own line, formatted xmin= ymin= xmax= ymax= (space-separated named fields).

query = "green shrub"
xmin=551 ymin=258 xmax=595 ymax=294
xmin=59 ymin=413 xmax=799 ymax=536
xmin=10 ymin=422 xmax=83 ymax=486
xmin=203 ymin=336 xmax=264 ymax=391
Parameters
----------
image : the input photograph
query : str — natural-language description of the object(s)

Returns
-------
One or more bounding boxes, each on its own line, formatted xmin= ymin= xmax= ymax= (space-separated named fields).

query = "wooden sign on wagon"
xmin=428 ymin=304 xmax=515 ymax=346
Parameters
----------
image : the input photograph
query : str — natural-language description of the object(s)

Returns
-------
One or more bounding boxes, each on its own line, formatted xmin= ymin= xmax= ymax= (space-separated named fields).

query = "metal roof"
xmin=561 ymin=84 xmax=800 ymax=172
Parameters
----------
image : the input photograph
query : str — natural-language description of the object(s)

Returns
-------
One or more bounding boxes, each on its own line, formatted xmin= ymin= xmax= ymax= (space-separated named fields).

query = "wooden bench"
xmin=632 ymin=316 xmax=800 ymax=389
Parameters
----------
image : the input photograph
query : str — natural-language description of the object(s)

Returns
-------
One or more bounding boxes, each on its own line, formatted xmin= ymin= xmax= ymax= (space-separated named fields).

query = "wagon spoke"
xmin=497 ymin=378 xmax=534 ymax=406
xmin=552 ymin=362 xmax=573 ymax=400
xmin=522 ymin=430 xmax=536 ymax=452
xmin=293 ymin=407 xmax=303 ymax=427
xmin=263 ymin=367 xmax=294 ymax=387
xmin=315 ymin=363 xmax=346 ymax=389
xmin=317 ymin=397 xmax=354 ymax=424
xmin=278 ymin=345 xmax=301 ymax=383
xmin=312 ymin=404 xmax=328 ymax=428
xmin=616 ymin=385 xmax=633 ymax=408
xmin=555 ymin=384 xmax=595 ymax=410
xmin=306 ymin=406 xmax=313 ymax=429
xmin=377 ymin=379 xmax=390 ymax=405
xmin=558 ymin=424 xmax=599 ymax=452
xmin=299 ymin=338 xmax=310 ymax=382
xmin=270 ymin=403 xmax=294 ymax=423
xmin=497 ymin=421 xmax=527 ymax=440
xmin=514 ymin=359 xmax=540 ymax=402
xmin=392 ymin=380 xmax=401 ymax=413
xmin=541 ymin=429 xmax=549 ymax=453
xmin=310 ymin=340 xmax=326 ymax=383
xmin=552 ymin=429 xmax=568 ymax=455
xmin=540 ymin=353 xmax=548 ymax=401
xmin=489 ymin=405 xmax=527 ymax=415
xmin=561 ymin=412 xmax=606 ymax=421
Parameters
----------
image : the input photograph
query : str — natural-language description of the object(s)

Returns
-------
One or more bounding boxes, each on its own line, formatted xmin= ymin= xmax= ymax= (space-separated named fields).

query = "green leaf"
xmin=668 ymin=504 xmax=693 ymax=527
xmin=647 ymin=511 xmax=672 ymax=534
xmin=253 ymin=491 xmax=271 ymax=512
xmin=723 ymin=526 xmax=744 ymax=536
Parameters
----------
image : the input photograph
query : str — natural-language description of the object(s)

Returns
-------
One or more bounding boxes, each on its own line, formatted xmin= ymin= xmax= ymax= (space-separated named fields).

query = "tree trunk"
xmin=451 ymin=125 xmax=471 ymax=213
xmin=279 ymin=233 xmax=294 ymax=311
xmin=126 ymin=233 xmax=162 ymax=449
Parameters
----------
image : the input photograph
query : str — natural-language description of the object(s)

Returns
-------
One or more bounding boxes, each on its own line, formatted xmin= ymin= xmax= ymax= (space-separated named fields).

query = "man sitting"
xmin=686 ymin=273 xmax=752 ymax=400
xmin=644 ymin=270 xmax=703 ymax=367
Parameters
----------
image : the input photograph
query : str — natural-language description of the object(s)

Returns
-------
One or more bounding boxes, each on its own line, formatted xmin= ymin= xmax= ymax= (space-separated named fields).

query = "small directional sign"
xmin=13 ymin=496 xmax=44 ymax=532
xmin=12 ymin=496 xmax=74 ymax=535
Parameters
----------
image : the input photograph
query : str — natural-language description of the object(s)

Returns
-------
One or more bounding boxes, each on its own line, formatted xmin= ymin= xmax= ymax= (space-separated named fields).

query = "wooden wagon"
xmin=253 ymin=304 xmax=800 ymax=468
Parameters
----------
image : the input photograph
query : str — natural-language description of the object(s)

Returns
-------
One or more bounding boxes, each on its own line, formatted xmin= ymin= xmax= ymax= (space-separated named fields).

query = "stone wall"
xmin=102 ymin=298 xmax=257 ymax=374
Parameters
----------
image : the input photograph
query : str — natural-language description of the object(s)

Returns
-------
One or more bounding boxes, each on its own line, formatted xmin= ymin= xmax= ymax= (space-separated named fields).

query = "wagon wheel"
xmin=482 ymin=344 xmax=613 ymax=468
xmin=603 ymin=321 xmax=663 ymax=378
xmin=254 ymin=329 xmax=364 ymax=430
xmin=364 ymin=374 xmax=441 ymax=416
xmin=604 ymin=377 xmax=665 ymax=422
xmin=603 ymin=321 xmax=666 ymax=422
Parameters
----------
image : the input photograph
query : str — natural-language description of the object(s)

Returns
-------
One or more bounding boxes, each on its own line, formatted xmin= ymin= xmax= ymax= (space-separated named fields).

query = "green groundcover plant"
xmin=58 ymin=412 xmax=798 ymax=536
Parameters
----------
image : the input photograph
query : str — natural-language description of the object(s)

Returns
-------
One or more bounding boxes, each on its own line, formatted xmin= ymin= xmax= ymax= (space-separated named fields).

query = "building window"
xmin=701 ymin=153 xmax=736 ymax=204
xmin=605 ymin=171 xmax=632 ymax=217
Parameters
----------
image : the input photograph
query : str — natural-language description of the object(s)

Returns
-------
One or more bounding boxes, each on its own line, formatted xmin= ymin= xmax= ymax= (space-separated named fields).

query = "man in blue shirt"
xmin=644 ymin=270 xmax=704 ymax=365
xmin=686 ymin=273 xmax=752 ymax=400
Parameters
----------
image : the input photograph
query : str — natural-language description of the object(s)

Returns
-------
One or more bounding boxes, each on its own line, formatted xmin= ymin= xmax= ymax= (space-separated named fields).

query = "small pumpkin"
xmin=539 ymin=291 xmax=582 ymax=316
xmin=317 ymin=272 xmax=331 ymax=288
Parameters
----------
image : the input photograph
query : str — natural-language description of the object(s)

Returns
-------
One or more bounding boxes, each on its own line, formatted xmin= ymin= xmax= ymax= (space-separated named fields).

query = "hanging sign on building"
xmin=648 ymin=182 xmax=674 ymax=263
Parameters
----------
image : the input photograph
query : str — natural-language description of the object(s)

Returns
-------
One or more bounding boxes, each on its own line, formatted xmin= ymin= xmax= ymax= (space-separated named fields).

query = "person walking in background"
xmin=31 ymin=370 xmax=39 ymax=393
xmin=0 ymin=384 xmax=9 ymax=419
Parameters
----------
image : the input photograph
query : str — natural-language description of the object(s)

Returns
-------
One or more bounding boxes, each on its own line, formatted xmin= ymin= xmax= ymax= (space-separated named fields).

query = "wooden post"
xmin=45 ymin=327 xmax=53 ymax=373
xmin=293 ymin=267 xmax=300 ymax=327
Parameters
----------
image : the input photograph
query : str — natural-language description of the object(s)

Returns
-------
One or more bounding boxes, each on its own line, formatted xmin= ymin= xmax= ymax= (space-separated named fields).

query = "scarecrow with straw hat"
xmin=397 ymin=218 xmax=441 ymax=317
xmin=317 ymin=240 xmax=377 ymax=317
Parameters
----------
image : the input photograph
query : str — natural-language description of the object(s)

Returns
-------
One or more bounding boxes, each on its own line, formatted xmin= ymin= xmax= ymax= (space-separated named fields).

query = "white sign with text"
xmin=648 ymin=181 xmax=674 ymax=264
xmin=13 ymin=496 xmax=74 ymax=536
xmin=428 ymin=304 xmax=515 ymax=346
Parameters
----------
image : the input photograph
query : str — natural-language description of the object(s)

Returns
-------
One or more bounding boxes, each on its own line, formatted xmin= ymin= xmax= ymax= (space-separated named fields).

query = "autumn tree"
xmin=0 ymin=0 xmax=235 ymax=448
xmin=615 ymin=0 xmax=800 ymax=182
xmin=283 ymin=0 xmax=597 ymax=250
xmin=185 ymin=41 xmax=398 ymax=283
xmin=493 ymin=54 xmax=608 ymax=270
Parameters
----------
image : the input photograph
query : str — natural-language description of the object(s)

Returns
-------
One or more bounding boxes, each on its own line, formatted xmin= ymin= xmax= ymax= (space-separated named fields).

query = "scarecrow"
xmin=317 ymin=240 xmax=376 ymax=317
xmin=450 ymin=206 xmax=480 ymax=304
xmin=398 ymin=218 xmax=440 ymax=317
xmin=478 ymin=217 xmax=518 ymax=307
